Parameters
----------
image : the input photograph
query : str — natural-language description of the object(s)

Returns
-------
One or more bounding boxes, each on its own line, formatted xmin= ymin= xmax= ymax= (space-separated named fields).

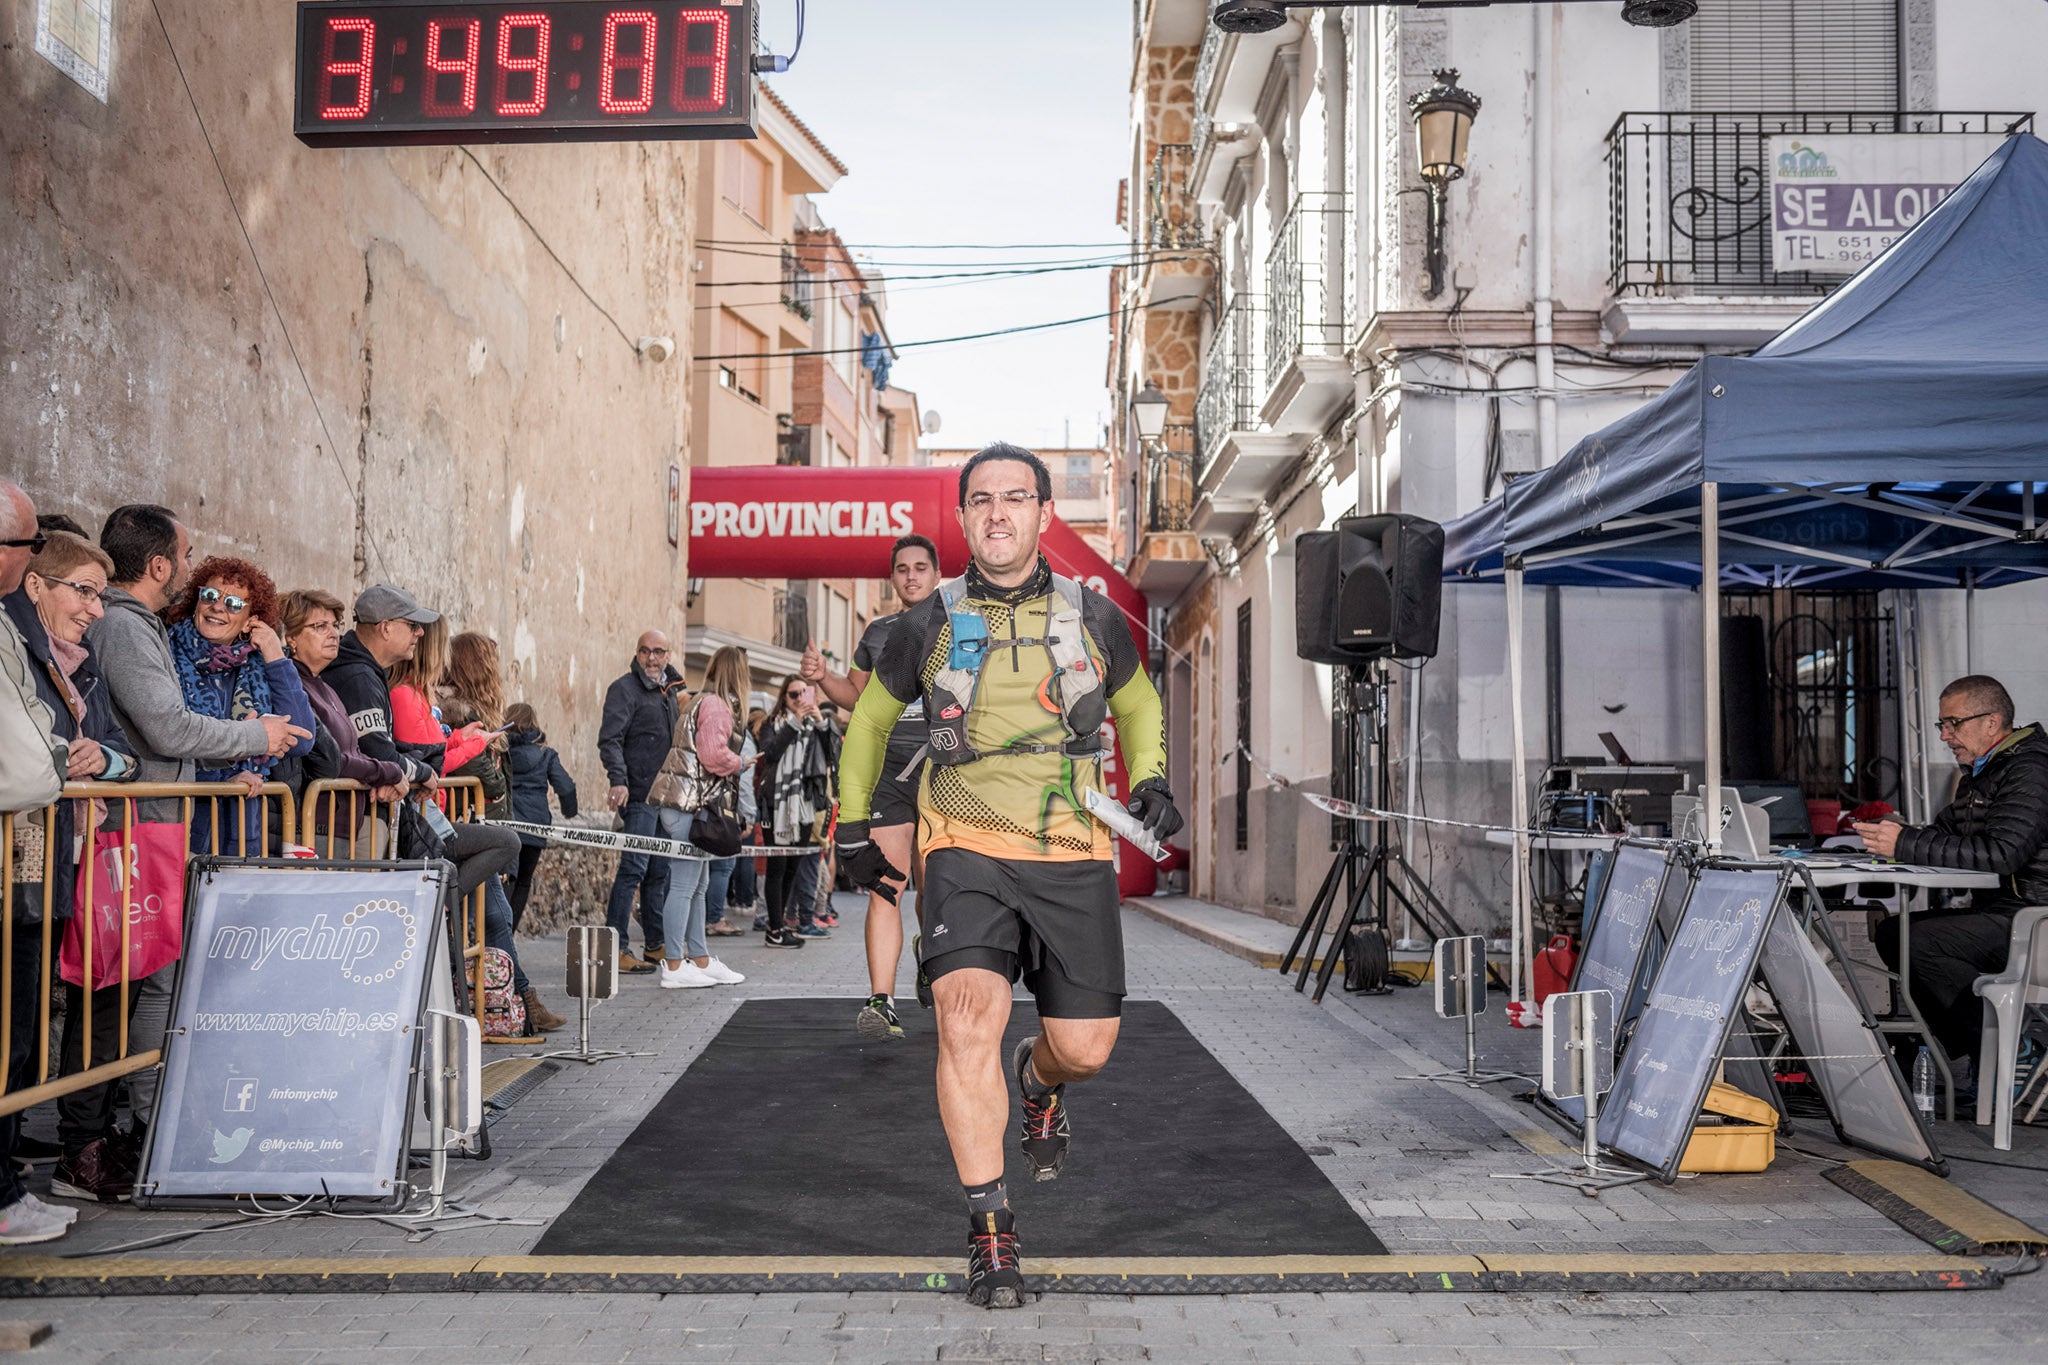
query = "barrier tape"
xmin=1234 ymin=741 xmax=1559 ymax=838
xmin=486 ymin=820 xmax=816 ymax=862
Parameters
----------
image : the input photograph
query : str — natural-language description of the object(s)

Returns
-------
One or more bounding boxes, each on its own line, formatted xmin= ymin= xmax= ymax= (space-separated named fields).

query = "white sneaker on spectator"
xmin=701 ymin=958 xmax=745 ymax=984
xmin=659 ymin=960 xmax=718 ymax=990
xmin=0 ymin=1194 xmax=70 ymax=1244
xmin=23 ymin=1192 xmax=77 ymax=1225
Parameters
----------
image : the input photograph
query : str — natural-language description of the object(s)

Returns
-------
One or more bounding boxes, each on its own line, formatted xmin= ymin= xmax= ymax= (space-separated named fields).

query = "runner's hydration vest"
xmin=916 ymin=573 xmax=1109 ymax=771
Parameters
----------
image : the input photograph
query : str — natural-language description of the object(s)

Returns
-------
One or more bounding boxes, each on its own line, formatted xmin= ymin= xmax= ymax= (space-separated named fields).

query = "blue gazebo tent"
xmin=1440 ymin=133 xmax=2048 ymax=998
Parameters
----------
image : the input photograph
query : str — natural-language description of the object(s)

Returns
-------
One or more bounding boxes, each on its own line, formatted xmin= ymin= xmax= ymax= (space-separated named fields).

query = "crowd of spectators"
xmin=0 ymin=485 xmax=581 ymax=1243
xmin=0 ymin=480 xmax=856 ymax=1246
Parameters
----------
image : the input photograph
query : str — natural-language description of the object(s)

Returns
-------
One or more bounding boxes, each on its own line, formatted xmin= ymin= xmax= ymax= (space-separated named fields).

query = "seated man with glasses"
xmin=1855 ymin=675 xmax=2048 ymax=1087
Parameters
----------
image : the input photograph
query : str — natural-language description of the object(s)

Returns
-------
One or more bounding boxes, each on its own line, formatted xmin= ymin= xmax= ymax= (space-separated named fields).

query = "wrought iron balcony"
xmin=1264 ymin=191 xmax=1348 ymax=394
xmin=1146 ymin=422 xmax=1197 ymax=533
xmin=1195 ymin=294 xmax=1264 ymax=484
xmin=1192 ymin=22 xmax=1223 ymax=134
xmin=779 ymin=247 xmax=815 ymax=321
xmin=1606 ymin=111 xmax=2032 ymax=297
xmin=1145 ymin=143 xmax=1204 ymax=251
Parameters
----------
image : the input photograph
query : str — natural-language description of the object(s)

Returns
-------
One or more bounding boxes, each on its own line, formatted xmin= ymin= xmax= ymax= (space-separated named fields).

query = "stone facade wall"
xmin=2 ymin=0 xmax=698 ymax=801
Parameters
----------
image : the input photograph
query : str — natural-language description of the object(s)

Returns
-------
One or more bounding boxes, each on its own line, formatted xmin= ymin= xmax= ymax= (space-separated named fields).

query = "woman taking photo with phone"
xmin=758 ymin=673 xmax=836 ymax=948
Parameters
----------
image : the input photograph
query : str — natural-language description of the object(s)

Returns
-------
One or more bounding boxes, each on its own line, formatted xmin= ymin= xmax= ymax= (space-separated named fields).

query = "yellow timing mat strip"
xmin=0 ymin=1252 xmax=2004 ymax=1296
xmin=1826 ymin=1158 xmax=2048 ymax=1256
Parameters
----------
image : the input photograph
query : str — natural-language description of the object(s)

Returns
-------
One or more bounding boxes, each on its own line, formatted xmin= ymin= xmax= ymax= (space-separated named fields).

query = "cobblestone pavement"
xmin=5 ymin=892 xmax=2045 ymax=1360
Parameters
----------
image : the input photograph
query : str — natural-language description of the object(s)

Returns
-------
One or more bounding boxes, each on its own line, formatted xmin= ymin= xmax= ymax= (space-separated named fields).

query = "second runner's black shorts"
xmin=872 ymin=746 xmax=924 ymax=828
xmin=920 ymin=848 xmax=1124 ymax=1018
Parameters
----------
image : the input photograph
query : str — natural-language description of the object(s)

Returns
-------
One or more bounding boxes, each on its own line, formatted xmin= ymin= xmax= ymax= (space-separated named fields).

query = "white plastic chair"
xmin=1971 ymin=906 xmax=2048 ymax=1150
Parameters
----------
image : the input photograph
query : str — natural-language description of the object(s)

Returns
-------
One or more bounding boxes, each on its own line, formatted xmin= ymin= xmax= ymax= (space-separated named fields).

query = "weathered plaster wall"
xmin=2 ymin=0 xmax=698 ymax=798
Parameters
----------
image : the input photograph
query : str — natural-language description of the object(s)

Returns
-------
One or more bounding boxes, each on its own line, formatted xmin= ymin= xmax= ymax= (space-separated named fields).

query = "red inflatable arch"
xmin=687 ymin=466 xmax=1157 ymax=896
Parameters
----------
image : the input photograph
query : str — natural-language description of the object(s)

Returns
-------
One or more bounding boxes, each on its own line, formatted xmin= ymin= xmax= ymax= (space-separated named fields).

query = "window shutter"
xmin=1690 ymin=0 xmax=1899 ymax=111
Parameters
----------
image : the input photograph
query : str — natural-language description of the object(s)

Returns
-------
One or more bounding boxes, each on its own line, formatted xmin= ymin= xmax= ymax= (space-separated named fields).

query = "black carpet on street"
xmin=535 ymin=997 xmax=1385 ymax=1258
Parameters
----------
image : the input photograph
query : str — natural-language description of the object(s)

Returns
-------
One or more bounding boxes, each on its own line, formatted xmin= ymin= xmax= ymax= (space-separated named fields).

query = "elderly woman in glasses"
xmin=2 ymin=530 xmax=139 ymax=905
xmin=165 ymin=557 xmax=317 ymax=855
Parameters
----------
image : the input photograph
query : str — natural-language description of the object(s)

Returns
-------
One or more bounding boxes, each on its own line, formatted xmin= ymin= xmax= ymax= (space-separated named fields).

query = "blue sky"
xmin=767 ymin=1 xmax=1131 ymax=451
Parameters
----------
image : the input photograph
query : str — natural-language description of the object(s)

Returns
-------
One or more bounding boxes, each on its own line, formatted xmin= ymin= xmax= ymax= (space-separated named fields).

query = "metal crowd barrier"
xmin=0 ymin=779 xmax=295 ymax=1120
xmin=301 ymin=776 xmax=490 ymax=1038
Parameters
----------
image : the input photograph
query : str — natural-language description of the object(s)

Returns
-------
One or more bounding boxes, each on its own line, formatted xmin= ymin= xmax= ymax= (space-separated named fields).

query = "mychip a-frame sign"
xmin=1600 ymin=859 xmax=1942 ymax=1183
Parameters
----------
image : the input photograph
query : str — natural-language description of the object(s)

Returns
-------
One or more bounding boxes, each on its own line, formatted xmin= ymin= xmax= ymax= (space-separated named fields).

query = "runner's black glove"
xmin=835 ymin=819 xmax=906 ymax=904
xmin=1126 ymin=777 xmax=1184 ymax=843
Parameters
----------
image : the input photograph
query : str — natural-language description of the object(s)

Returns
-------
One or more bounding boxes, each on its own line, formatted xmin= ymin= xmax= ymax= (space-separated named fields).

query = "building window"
xmin=826 ymin=588 xmax=852 ymax=667
xmin=1235 ymin=599 xmax=1252 ymax=853
xmin=723 ymin=143 xmax=772 ymax=227
xmin=774 ymin=580 xmax=811 ymax=652
xmin=1063 ymin=454 xmax=1095 ymax=501
xmin=833 ymin=297 xmax=858 ymax=388
xmin=715 ymin=309 xmax=766 ymax=405
xmin=779 ymin=247 xmax=816 ymax=320
xmin=1689 ymin=0 xmax=1899 ymax=110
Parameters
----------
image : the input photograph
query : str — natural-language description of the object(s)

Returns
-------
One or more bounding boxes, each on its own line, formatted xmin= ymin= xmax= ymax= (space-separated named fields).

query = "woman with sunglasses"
xmin=165 ymin=557 xmax=316 ymax=855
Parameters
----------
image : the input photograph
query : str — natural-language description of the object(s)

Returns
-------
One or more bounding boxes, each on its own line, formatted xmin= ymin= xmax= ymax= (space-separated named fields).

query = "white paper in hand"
xmin=1083 ymin=788 xmax=1171 ymax=863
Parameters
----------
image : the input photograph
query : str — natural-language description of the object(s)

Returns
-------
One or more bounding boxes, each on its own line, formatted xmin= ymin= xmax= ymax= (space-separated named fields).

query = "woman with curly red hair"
xmin=166 ymin=556 xmax=316 ymax=853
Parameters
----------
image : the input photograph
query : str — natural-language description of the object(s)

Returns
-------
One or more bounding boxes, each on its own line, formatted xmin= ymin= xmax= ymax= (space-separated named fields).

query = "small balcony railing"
xmin=780 ymin=247 xmax=816 ymax=321
xmin=1195 ymin=294 xmax=1264 ymax=484
xmin=1145 ymin=143 xmax=1204 ymax=251
xmin=1146 ymin=422 xmax=1197 ymax=533
xmin=1264 ymin=191 xmax=1348 ymax=393
xmin=1606 ymin=110 xmax=2032 ymax=296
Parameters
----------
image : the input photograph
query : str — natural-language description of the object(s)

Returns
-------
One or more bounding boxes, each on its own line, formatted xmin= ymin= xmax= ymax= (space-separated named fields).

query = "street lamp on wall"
xmin=1408 ymin=68 xmax=1481 ymax=301
xmin=1131 ymin=380 xmax=1170 ymax=445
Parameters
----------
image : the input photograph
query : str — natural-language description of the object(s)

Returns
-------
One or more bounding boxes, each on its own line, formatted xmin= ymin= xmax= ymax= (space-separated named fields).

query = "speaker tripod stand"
xmin=1279 ymin=660 xmax=1501 ymax=1004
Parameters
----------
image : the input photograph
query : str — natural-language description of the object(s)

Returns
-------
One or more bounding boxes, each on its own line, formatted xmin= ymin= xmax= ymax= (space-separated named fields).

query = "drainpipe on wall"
xmin=1532 ymin=3 xmax=1557 ymax=472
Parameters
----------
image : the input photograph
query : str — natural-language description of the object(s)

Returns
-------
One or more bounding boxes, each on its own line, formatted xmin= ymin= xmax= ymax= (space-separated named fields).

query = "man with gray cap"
xmin=326 ymin=584 xmax=447 ymax=785
xmin=328 ymin=585 xmax=545 ymax=1032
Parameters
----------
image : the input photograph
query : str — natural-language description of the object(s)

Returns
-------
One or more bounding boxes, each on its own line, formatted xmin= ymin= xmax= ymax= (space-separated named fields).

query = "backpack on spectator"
xmin=467 ymin=946 xmax=528 ymax=1039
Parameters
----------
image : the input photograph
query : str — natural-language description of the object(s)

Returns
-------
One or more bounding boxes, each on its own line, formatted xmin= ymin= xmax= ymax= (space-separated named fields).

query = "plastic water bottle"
xmin=1912 ymin=1047 xmax=1936 ymax=1117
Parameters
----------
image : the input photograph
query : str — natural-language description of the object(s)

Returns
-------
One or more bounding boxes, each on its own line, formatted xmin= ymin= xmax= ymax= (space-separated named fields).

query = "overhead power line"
xmin=696 ymin=239 xmax=1133 ymax=251
xmin=694 ymin=305 xmax=1138 ymax=363
xmin=697 ymin=244 xmax=1152 ymax=270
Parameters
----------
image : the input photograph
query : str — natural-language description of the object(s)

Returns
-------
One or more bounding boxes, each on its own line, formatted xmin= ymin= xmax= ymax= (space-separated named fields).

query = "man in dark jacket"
xmin=1858 ymin=675 xmax=2048 ymax=1068
xmin=599 ymin=632 xmax=682 ymax=970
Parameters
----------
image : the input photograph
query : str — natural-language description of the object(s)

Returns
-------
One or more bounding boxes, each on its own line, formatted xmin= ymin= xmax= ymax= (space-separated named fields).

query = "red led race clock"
xmin=294 ymin=0 xmax=755 ymax=146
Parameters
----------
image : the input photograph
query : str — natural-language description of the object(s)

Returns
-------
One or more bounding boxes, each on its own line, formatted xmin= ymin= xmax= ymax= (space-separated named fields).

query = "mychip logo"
xmin=206 ymin=900 xmax=418 ymax=984
xmin=339 ymin=899 xmax=419 ymax=985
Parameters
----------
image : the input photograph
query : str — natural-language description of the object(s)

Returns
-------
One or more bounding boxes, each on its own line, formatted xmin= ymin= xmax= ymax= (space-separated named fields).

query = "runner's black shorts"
xmin=872 ymin=747 xmax=924 ymax=828
xmin=919 ymin=848 xmax=1124 ymax=1019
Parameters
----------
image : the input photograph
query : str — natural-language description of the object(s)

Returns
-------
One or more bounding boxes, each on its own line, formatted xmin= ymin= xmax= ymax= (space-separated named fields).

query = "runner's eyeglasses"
xmin=963 ymin=491 xmax=1042 ymax=512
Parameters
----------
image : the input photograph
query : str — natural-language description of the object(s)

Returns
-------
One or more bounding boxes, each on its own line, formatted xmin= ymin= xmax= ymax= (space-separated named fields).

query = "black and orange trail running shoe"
xmin=965 ymin=1210 xmax=1027 ymax=1308
xmin=1013 ymin=1036 xmax=1071 ymax=1182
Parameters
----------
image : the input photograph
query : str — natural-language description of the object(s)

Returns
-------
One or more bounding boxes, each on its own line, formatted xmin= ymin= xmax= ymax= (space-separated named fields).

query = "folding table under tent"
xmin=1441 ymin=132 xmax=2048 ymax=1000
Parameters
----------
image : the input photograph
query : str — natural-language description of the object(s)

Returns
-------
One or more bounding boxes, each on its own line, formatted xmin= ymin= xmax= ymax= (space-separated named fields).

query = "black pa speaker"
xmin=1294 ymin=514 xmax=1444 ymax=664
xmin=1720 ymin=613 xmax=1774 ymax=780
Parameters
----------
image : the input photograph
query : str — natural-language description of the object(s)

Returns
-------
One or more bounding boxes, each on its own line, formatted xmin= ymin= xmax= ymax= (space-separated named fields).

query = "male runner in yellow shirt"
xmin=834 ymin=443 xmax=1181 ymax=1309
